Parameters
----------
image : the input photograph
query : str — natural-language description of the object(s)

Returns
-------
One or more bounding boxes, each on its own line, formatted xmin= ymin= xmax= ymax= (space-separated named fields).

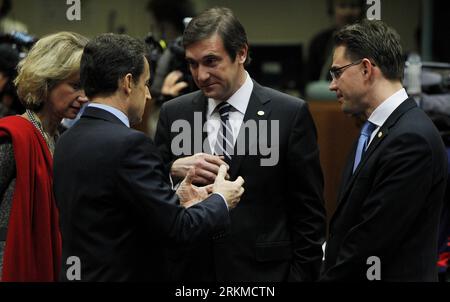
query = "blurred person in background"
xmin=0 ymin=43 xmax=23 ymax=117
xmin=0 ymin=0 xmax=27 ymax=34
xmin=143 ymin=0 xmax=196 ymax=139
xmin=305 ymin=0 xmax=366 ymax=85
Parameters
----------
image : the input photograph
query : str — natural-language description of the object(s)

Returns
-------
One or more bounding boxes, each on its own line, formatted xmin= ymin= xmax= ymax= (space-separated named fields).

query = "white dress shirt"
xmin=206 ymin=71 xmax=253 ymax=153
xmin=88 ymin=103 xmax=130 ymax=128
xmin=367 ymin=88 xmax=409 ymax=146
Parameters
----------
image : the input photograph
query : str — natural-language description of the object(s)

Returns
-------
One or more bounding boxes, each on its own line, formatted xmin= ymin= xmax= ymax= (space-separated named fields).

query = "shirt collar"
xmin=207 ymin=71 xmax=253 ymax=117
xmin=88 ymin=103 xmax=130 ymax=127
xmin=368 ymin=88 xmax=409 ymax=128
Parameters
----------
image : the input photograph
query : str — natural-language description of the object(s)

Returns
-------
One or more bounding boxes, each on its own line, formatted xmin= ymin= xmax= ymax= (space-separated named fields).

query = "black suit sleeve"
xmin=116 ymin=131 xmax=229 ymax=244
xmin=286 ymin=102 xmax=327 ymax=281
xmin=321 ymin=133 xmax=436 ymax=281
xmin=154 ymin=104 xmax=175 ymax=173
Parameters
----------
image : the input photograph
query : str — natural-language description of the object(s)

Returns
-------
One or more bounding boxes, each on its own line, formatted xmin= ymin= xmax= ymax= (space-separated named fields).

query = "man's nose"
xmin=197 ymin=65 xmax=210 ymax=82
xmin=329 ymin=79 xmax=337 ymax=91
xmin=78 ymin=92 xmax=89 ymax=103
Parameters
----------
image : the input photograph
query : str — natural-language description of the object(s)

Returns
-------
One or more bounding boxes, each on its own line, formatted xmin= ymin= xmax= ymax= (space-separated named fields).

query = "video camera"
xmin=0 ymin=31 xmax=37 ymax=58
xmin=144 ymin=34 xmax=197 ymax=105
xmin=167 ymin=36 xmax=196 ymax=93
xmin=144 ymin=32 xmax=165 ymax=86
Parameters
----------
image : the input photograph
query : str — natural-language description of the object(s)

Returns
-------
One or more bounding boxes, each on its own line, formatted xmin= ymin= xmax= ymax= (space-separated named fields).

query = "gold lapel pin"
xmin=257 ymin=110 xmax=265 ymax=116
xmin=378 ymin=131 xmax=383 ymax=138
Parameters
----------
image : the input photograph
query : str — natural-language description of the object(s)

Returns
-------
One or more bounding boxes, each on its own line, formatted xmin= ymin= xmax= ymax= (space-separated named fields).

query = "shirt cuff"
xmin=211 ymin=192 xmax=229 ymax=210
xmin=169 ymin=174 xmax=180 ymax=191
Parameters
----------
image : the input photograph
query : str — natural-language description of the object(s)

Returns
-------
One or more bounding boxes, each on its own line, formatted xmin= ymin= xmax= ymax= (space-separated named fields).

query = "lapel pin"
xmin=378 ymin=131 xmax=383 ymax=138
xmin=257 ymin=110 xmax=265 ymax=116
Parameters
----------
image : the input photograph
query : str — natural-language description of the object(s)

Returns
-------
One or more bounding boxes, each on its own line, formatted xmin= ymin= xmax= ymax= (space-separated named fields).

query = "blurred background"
xmin=6 ymin=0 xmax=422 ymax=50
xmin=5 ymin=0 xmax=449 ymax=96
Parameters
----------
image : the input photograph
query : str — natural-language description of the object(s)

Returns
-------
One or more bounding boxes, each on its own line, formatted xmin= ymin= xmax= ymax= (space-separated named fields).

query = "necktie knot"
xmin=361 ymin=121 xmax=377 ymax=137
xmin=353 ymin=121 xmax=377 ymax=173
xmin=216 ymin=102 xmax=232 ymax=121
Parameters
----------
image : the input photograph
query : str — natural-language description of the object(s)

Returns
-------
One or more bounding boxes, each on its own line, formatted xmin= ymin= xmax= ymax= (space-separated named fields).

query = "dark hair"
xmin=327 ymin=0 xmax=366 ymax=17
xmin=0 ymin=0 xmax=11 ymax=18
xmin=81 ymin=33 xmax=147 ymax=98
xmin=146 ymin=0 xmax=194 ymax=34
xmin=183 ymin=7 xmax=251 ymax=66
xmin=0 ymin=43 xmax=18 ymax=77
xmin=334 ymin=19 xmax=404 ymax=81
xmin=0 ymin=43 xmax=22 ymax=114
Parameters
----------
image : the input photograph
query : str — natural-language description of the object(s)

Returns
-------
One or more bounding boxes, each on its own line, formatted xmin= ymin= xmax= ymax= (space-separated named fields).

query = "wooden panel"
xmin=308 ymin=101 xmax=360 ymax=224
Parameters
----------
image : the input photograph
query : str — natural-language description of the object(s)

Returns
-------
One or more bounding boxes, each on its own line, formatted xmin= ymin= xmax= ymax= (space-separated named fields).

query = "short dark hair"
xmin=81 ymin=34 xmax=147 ymax=98
xmin=0 ymin=43 xmax=19 ymax=78
xmin=327 ymin=0 xmax=366 ymax=17
xmin=334 ymin=19 xmax=404 ymax=81
xmin=183 ymin=7 xmax=251 ymax=66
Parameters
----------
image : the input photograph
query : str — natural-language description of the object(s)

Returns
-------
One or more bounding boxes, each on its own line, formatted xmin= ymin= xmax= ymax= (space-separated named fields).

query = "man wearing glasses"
xmin=321 ymin=20 xmax=448 ymax=281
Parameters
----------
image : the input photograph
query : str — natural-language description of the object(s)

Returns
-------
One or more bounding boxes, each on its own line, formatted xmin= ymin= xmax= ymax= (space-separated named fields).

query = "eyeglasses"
xmin=329 ymin=59 xmax=376 ymax=81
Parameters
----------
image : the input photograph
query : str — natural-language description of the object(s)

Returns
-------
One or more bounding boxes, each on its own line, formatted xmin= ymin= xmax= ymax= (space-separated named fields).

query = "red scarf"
xmin=0 ymin=116 xmax=61 ymax=282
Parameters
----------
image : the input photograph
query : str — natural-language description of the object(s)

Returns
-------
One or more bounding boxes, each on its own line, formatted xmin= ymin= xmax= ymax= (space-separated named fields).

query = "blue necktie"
xmin=353 ymin=121 xmax=377 ymax=173
xmin=214 ymin=102 xmax=234 ymax=164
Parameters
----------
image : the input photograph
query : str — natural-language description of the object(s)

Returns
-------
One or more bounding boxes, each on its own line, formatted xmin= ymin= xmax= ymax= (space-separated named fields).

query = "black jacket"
xmin=54 ymin=107 xmax=229 ymax=281
xmin=155 ymin=81 xmax=326 ymax=281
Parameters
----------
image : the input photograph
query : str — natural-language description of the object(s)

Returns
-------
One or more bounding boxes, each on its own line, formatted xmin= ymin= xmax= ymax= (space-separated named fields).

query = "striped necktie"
xmin=214 ymin=102 xmax=234 ymax=164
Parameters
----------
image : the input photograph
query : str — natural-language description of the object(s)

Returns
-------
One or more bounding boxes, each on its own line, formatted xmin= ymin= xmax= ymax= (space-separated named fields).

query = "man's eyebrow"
xmin=203 ymin=54 xmax=219 ymax=59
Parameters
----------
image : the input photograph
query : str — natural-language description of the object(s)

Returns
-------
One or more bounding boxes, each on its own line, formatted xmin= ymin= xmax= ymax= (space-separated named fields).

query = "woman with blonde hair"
xmin=0 ymin=31 xmax=89 ymax=281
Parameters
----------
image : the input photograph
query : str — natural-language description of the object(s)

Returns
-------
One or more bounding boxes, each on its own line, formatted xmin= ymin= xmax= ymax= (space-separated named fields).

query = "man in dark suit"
xmin=53 ymin=33 xmax=245 ymax=281
xmin=321 ymin=20 xmax=448 ymax=281
xmin=154 ymin=7 xmax=326 ymax=282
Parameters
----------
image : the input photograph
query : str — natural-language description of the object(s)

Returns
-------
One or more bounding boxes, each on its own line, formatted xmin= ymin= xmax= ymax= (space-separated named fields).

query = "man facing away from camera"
xmin=53 ymin=33 xmax=245 ymax=281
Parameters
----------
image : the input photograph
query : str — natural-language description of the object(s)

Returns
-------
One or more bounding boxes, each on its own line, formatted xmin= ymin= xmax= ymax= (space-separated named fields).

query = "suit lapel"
xmin=337 ymin=141 xmax=358 ymax=202
xmin=334 ymin=98 xmax=418 ymax=214
xmin=228 ymin=82 xmax=271 ymax=180
xmin=189 ymin=93 xmax=211 ymax=154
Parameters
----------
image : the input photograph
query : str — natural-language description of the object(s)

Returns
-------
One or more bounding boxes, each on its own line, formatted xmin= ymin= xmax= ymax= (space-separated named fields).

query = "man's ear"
xmin=362 ymin=59 xmax=375 ymax=78
xmin=237 ymin=44 xmax=248 ymax=64
xmin=121 ymin=73 xmax=133 ymax=95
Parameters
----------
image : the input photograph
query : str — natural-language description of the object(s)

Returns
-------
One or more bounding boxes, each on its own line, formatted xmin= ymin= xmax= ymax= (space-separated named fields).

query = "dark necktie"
xmin=214 ymin=102 xmax=233 ymax=164
xmin=353 ymin=121 xmax=377 ymax=173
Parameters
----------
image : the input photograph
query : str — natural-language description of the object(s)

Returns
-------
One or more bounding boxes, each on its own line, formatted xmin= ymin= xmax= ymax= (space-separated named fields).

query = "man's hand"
xmin=171 ymin=153 xmax=229 ymax=185
xmin=176 ymin=167 xmax=213 ymax=208
xmin=161 ymin=70 xmax=189 ymax=97
xmin=213 ymin=165 xmax=244 ymax=209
